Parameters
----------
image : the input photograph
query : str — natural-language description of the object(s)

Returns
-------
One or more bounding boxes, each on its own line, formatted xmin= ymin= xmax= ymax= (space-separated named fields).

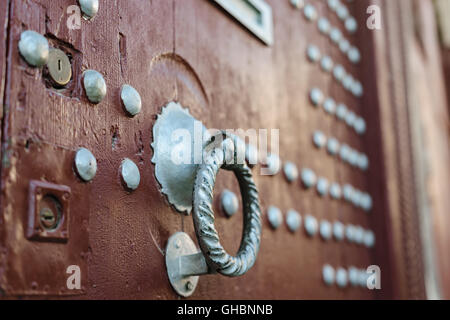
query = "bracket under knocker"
xmin=152 ymin=102 xmax=262 ymax=297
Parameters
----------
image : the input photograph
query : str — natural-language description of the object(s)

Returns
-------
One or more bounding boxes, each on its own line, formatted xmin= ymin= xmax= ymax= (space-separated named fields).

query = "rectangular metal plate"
xmin=212 ymin=0 xmax=274 ymax=45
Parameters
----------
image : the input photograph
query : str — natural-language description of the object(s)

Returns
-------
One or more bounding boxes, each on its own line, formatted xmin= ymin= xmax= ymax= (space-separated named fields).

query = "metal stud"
xmin=330 ymin=27 xmax=342 ymax=44
xmin=348 ymin=149 xmax=360 ymax=167
xmin=339 ymin=144 xmax=351 ymax=162
xmin=18 ymin=30 xmax=49 ymax=67
xmin=303 ymin=4 xmax=318 ymax=21
xmin=286 ymin=209 xmax=302 ymax=233
xmin=307 ymin=44 xmax=321 ymax=62
xmin=351 ymin=189 xmax=363 ymax=208
xmin=313 ymin=130 xmax=327 ymax=149
xmin=320 ymin=220 xmax=332 ymax=240
xmin=121 ymin=85 xmax=142 ymax=116
xmin=327 ymin=0 xmax=339 ymax=11
xmin=354 ymin=117 xmax=367 ymax=135
xmin=283 ymin=161 xmax=299 ymax=183
xmin=343 ymin=184 xmax=355 ymax=202
xmin=121 ymin=158 xmax=140 ymax=191
xmin=74 ymin=148 xmax=97 ymax=182
xmin=327 ymin=137 xmax=340 ymax=156
xmin=352 ymin=80 xmax=363 ymax=97
xmin=358 ymin=269 xmax=369 ymax=288
xmin=336 ymin=103 xmax=348 ymax=120
xmin=323 ymin=98 xmax=336 ymax=115
xmin=348 ymin=266 xmax=359 ymax=286
xmin=348 ymin=46 xmax=361 ymax=64
xmin=354 ymin=226 xmax=365 ymax=245
xmin=364 ymin=230 xmax=376 ymax=248
xmin=320 ymin=56 xmax=333 ymax=72
xmin=304 ymin=214 xmax=318 ymax=237
xmin=336 ymin=4 xmax=349 ymax=21
xmin=79 ymin=0 xmax=99 ymax=20
xmin=264 ymin=153 xmax=281 ymax=175
xmin=345 ymin=111 xmax=356 ymax=127
xmin=345 ymin=224 xmax=356 ymax=243
xmin=221 ymin=189 xmax=239 ymax=217
xmin=317 ymin=177 xmax=329 ymax=197
xmin=336 ymin=268 xmax=348 ymax=288
xmin=333 ymin=64 xmax=346 ymax=82
xmin=267 ymin=206 xmax=283 ymax=229
xmin=357 ymin=153 xmax=369 ymax=171
xmin=83 ymin=70 xmax=107 ymax=104
xmin=361 ymin=193 xmax=373 ymax=212
xmin=339 ymin=38 xmax=350 ymax=54
xmin=342 ymin=74 xmax=354 ymax=91
xmin=329 ymin=183 xmax=342 ymax=200
xmin=310 ymin=88 xmax=324 ymax=107
xmin=245 ymin=143 xmax=259 ymax=167
xmin=290 ymin=0 xmax=305 ymax=9
xmin=301 ymin=168 xmax=317 ymax=189
xmin=322 ymin=264 xmax=335 ymax=286
xmin=345 ymin=17 xmax=358 ymax=34
xmin=317 ymin=17 xmax=331 ymax=35
xmin=333 ymin=221 xmax=345 ymax=241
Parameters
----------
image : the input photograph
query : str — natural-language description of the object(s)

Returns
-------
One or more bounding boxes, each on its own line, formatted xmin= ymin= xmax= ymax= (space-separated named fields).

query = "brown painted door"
xmin=3 ymin=0 xmax=444 ymax=300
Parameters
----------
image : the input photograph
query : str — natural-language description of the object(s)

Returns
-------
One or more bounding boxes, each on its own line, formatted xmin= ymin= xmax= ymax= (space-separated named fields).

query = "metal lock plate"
xmin=47 ymin=48 xmax=72 ymax=87
xmin=27 ymin=180 xmax=71 ymax=242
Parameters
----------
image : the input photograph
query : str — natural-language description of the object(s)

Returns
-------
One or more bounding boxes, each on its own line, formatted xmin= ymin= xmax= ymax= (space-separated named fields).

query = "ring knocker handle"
xmin=192 ymin=134 xmax=262 ymax=277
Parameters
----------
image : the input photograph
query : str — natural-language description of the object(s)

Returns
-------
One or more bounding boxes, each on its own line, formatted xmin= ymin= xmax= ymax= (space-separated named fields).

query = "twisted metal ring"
xmin=192 ymin=138 xmax=262 ymax=277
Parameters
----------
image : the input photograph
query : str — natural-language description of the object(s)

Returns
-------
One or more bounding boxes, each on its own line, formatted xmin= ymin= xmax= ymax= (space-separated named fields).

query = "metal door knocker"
xmin=152 ymin=102 xmax=262 ymax=297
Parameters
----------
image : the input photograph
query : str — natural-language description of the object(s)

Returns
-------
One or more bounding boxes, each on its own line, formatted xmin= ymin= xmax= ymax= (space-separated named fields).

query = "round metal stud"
xmin=333 ymin=64 xmax=346 ymax=82
xmin=327 ymin=0 xmax=339 ymax=11
xmin=307 ymin=45 xmax=321 ymax=62
xmin=342 ymin=74 xmax=354 ymax=91
xmin=303 ymin=4 xmax=318 ymax=21
xmin=345 ymin=224 xmax=356 ymax=243
xmin=317 ymin=177 xmax=329 ymax=197
xmin=345 ymin=17 xmax=358 ymax=34
xmin=358 ymin=269 xmax=369 ymax=288
xmin=313 ymin=130 xmax=327 ymax=149
xmin=323 ymin=98 xmax=336 ymax=115
xmin=120 ymin=158 xmax=140 ymax=191
xmin=345 ymin=111 xmax=357 ymax=127
xmin=339 ymin=38 xmax=350 ymax=54
xmin=310 ymin=88 xmax=324 ymax=107
xmin=329 ymin=183 xmax=342 ymax=200
xmin=354 ymin=226 xmax=365 ymax=245
xmin=83 ymin=70 xmax=107 ymax=104
xmin=330 ymin=27 xmax=342 ymax=44
xmin=79 ymin=0 xmax=99 ymax=20
xmin=290 ymin=0 xmax=305 ymax=9
xmin=348 ymin=149 xmax=359 ymax=167
xmin=348 ymin=266 xmax=359 ymax=286
xmin=322 ymin=264 xmax=335 ymax=286
xmin=333 ymin=221 xmax=345 ymax=241
xmin=336 ymin=104 xmax=348 ymax=120
xmin=47 ymin=48 xmax=72 ymax=87
xmin=283 ymin=161 xmax=299 ymax=183
xmin=264 ymin=153 xmax=281 ymax=175
xmin=336 ymin=268 xmax=348 ymax=288
xmin=348 ymin=46 xmax=361 ymax=64
xmin=75 ymin=147 xmax=97 ymax=182
xmin=343 ymin=184 xmax=355 ymax=202
xmin=286 ymin=209 xmax=302 ymax=233
xmin=267 ymin=206 xmax=283 ymax=229
xmin=364 ymin=230 xmax=376 ymax=248
xmin=361 ymin=193 xmax=373 ymax=212
xmin=121 ymin=84 xmax=142 ymax=116
xmin=18 ymin=30 xmax=49 ymax=67
xmin=351 ymin=189 xmax=363 ymax=208
xmin=339 ymin=144 xmax=351 ymax=163
xmin=318 ymin=17 xmax=331 ymax=35
xmin=354 ymin=117 xmax=367 ymax=135
xmin=320 ymin=56 xmax=333 ymax=72
xmin=301 ymin=168 xmax=317 ymax=189
xmin=304 ymin=214 xmax=318 ymax=237
xmin=352 ymin=80 xmax=363 ymax=97
xmin=357 ymin=153 xmax=369 ymax=171
xmin=320 ymin=220 xmax=332 ymax=240
xmin=327 ymin=137 xmax=340 ymax=156
xmin=221 ymin=189 xmax=239 ymax=217
xmin=336 ymin=4 xmax=349 ymax=21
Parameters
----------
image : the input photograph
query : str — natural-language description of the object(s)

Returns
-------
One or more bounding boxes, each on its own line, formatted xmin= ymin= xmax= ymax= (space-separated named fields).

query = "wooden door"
xmin=0 ymin=0 xmax=448 ymax=300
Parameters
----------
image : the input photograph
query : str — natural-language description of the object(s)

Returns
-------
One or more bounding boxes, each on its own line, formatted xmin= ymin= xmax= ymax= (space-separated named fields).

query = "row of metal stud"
xmin=322 ymin=264 xmax=373 ymax=288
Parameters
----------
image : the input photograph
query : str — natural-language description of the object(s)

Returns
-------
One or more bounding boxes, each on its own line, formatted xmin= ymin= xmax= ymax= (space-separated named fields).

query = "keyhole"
xmin=58 ymin=59 xmax=62 ymax=72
